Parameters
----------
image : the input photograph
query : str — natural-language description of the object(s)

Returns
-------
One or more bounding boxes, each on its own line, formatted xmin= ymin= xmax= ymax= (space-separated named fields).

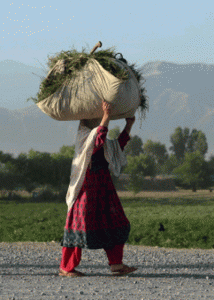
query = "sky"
xmin=1 ymin=0 xmax=214 ymax=110
xmin=1 ymin=0 xmax=214 ymax=160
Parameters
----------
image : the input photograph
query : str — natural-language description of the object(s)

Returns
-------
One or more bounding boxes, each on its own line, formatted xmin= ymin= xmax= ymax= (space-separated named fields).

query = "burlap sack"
xmin=36 ymin=58 xmax=141 ymax=121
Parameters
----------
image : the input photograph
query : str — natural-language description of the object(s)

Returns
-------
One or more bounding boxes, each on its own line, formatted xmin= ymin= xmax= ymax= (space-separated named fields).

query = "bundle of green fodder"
xmin=30 ymin=42 xmax=149 ymax=124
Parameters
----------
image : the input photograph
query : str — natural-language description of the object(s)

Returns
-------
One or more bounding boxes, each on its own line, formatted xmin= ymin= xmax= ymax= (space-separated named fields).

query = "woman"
xmin=59 ymin=100 xmax=137 ymax=277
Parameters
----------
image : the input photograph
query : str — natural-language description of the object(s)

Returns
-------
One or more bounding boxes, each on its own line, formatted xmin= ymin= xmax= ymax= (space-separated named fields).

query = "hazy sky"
xmin=1 ymin=0 xmax=214 ymax=69
xmin=1 ymin=0 xmax=214 ymax=159
xmin=1 ymin=0 xmax=214 ymax=112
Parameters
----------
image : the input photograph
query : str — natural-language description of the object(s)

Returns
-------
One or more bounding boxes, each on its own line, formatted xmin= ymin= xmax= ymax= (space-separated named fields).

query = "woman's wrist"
xmin=126 ymin=121 xmax=134 ymax=127
xmin=100 ymin=114 xmax=110 ymax=127
xmin=124 ymin=122 xmax=133 ymax=135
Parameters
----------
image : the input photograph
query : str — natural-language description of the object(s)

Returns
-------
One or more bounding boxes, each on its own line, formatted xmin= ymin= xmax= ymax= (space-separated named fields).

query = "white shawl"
xmin=65 ymin=124 xmax=127 ymax=212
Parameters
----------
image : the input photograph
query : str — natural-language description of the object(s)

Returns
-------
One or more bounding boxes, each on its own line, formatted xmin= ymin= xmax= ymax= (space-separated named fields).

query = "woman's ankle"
xmin=60 ymin=268 xmax=75 ymax=273
xmin=110 ymin=263 xmax=123 ymax=271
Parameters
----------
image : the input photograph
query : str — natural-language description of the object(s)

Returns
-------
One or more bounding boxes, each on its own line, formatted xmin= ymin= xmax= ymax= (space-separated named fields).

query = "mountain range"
xmin=0 ymin=59 xmax=214 ymax=160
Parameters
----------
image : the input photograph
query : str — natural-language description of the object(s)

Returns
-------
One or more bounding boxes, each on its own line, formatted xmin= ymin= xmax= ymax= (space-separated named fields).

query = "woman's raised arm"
xmin=124 ymin=116 xmax=135 ymax=135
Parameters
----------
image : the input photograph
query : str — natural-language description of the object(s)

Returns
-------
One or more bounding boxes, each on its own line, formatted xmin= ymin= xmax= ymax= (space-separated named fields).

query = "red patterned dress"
xmin=61 ymin=125 xmax=131 ymax=250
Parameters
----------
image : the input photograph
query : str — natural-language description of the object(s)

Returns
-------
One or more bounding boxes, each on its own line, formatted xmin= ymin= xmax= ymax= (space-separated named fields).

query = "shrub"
xmin=56 ymin=187 xmax=68 ymax=202
xmin=32 ymin=187 xmax=56 ymax=202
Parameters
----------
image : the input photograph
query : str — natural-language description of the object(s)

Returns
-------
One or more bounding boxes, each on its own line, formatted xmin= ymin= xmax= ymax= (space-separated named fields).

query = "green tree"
xmin=160 ymin=154 xmax=180 ymax=175
xmin=0 ymin=172 xmax=21 ymax=194
xmin=124 ymin=153 xmax=156 ymax=195
xmin=206 ymin=155 xmax=214 ymax=190
xmin=6 ymin=153 xmax=28 ymax=177
xmin=124 ymin=135 xmax=144 ymax=157
xmin=143 ymin=140 xmax=168 ymax=174
xmin=0 ymin=162 xmax=5 ymax=172
xmin=108 ymin=126 xmax=121 ymax=140
xmin=108 ymin=126 xmax=143 ymax=157
xmin=23 ymin=178 xmax=38 ymax=194
xmin=50 ymin=153 xmax=72 ymax=188
xmin=3 ymin=161 xmax=17 ymax=174
xmin=1 ymin=152 xmax=43 ymax=194
xmin=172 ymin=151 xmax=212 ymax=192
xmin=208 ymin=155 xmax=214 ymax=173
xmin=25 ymin=149 xmax=73 ymax=188
xmin=0 ymin=148 xmax=75 ymax=195
xmin=186 ymin=129 xmax=208 ymax=156
xmin=27 ymin=150 xmax=53 ymax=186
xmin=59 ymin=145 xmax=75 ymax=159
xmin=170 ymin=127 xmax=208 ymax=162
xmin=169 ymin=127 xmax=189 ymax=162
xmin=0 ymin=151 xmax=14 ymax=164
xmin=0 ymin=161 xmax=25 ymax=194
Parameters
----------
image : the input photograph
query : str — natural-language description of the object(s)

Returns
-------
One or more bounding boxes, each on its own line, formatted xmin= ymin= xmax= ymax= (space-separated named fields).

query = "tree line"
xmin=0 ymin=126 xmax=214 ymax=195
xmin=107 ymin=126 xmax=214 ymax=193
xmin=0 ymin=146 xmax=75 ymax=194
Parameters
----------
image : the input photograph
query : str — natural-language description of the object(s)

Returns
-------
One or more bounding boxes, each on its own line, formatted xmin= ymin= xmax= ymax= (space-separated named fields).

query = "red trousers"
xmin=60 ymin=244 xmax=124 ymax=272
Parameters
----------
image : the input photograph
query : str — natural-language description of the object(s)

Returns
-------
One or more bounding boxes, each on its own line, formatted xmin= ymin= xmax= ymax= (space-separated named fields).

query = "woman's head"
xmin=80 ymin=118 xmax=102 ymax=130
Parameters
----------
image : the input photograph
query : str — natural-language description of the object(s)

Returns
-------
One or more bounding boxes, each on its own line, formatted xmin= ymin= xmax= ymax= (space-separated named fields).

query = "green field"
xmin=1 ymin=190 xmax=214 ymax=249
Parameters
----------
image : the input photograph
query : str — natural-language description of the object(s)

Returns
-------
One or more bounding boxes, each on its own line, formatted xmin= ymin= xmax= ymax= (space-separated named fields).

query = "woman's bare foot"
xmin=59 ymin=268 xmax=85 ymax=277
xmin=111 ymin=264 xmax=138 ymax=276
xmin=110 ymin=263 xmax=124 ymax=272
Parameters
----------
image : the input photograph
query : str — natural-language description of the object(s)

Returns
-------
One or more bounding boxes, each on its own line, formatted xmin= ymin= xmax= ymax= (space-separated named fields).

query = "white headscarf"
xmin=65 ymin=122 xmax=127 ymax=212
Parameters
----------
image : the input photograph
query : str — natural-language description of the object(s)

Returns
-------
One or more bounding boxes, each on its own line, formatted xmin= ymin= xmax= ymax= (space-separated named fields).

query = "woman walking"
xmin=59 ymin=100 xmax=137 ymax=277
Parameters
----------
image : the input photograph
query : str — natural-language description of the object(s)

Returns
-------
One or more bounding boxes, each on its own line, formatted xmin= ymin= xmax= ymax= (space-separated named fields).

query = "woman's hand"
xmin=100 ymin=100 xmax=111 ymax=127
xmin=102 ymin=100 xmax=112 ymax=117
xmin=126 ymin=116 xmax=135 ymax=126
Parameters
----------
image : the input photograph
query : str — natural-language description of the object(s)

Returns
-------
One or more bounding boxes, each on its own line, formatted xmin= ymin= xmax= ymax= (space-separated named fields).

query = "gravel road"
xmin=0 ymin=241 xmax=214 ymax=300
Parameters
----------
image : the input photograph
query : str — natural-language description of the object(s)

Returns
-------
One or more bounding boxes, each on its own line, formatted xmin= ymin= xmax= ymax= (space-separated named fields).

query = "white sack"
xmin=36 ymin=58 xmax=141 ymax=121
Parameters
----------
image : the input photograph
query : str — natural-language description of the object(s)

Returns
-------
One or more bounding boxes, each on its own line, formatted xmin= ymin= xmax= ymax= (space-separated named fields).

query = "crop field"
xmin=1 ymin=189 xmax=214 ymax=249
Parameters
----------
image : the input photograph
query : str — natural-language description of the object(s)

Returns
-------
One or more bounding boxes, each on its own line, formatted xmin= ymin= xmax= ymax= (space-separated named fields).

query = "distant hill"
xmin=0 ymin=104 xmax=79 ymax=157
xmin=0 ymin=59 xmax=214 ymax=160
xmin=140 ymin=61 xmax=214 ymax=157
xmin=0 ymin=60 xmax=46 ymax=110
